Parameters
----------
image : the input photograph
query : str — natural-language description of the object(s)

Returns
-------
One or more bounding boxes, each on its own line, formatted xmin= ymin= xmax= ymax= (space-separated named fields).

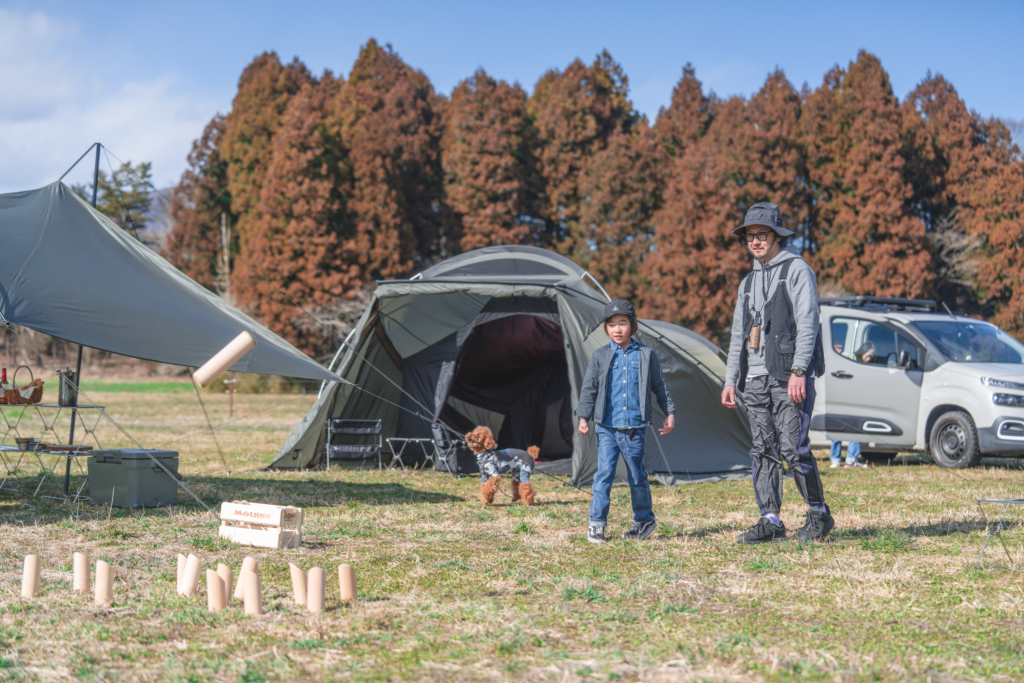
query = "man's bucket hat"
xmin=731 ymin=202 xmax=794 ymax=238
xmin=602 ymin=299 xmax=636 ymax=322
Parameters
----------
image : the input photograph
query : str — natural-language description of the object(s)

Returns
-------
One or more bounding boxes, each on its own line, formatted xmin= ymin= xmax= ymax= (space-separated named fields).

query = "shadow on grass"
xmin=0 ymin=474 xmax=464 ymax=524
xmin=675 ymin=523 xmax=747 ymax=538
xmin=842 ymin=518 xmax=995 ymax=537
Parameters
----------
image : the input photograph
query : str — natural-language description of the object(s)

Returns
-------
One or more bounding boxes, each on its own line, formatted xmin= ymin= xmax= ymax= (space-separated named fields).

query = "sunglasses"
xmin=744 ymin=231 xmax=773 ymax=243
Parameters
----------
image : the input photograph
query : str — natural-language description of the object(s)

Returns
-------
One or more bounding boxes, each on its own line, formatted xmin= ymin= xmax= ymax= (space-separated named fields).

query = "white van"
xmin=809 ymin=297 xmax=1024 ymax=468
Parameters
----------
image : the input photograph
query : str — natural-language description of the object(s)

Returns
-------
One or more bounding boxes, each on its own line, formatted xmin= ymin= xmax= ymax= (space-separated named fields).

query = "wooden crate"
xmin=219 ymin=501 xmax=304 ymax=549
xmin=218 ymin=524 xmax=301 ymax=549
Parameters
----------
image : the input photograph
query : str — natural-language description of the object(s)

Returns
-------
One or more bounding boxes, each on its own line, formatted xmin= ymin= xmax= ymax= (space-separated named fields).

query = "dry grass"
xmin=0 ymin=388 xmax=1022 ymax=682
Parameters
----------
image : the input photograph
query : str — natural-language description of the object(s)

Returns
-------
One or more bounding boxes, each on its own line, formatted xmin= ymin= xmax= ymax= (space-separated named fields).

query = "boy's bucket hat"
xmin=731 ymin=202 xmax=794 ymax=237
xmin=602 ymin=299 xmax=636 ymax=322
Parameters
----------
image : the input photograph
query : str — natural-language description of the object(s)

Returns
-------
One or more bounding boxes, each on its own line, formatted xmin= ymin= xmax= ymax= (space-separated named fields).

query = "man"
xmin=721 ymin=202 xmax=834 ymax=544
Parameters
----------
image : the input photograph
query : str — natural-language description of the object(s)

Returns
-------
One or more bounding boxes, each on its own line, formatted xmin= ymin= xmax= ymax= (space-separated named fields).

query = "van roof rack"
xmin=818 ymin=296 xmax=936 ymax=312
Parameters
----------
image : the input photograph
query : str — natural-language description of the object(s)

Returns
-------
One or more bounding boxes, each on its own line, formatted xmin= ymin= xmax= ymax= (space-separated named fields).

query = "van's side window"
xmin=831 ymin=317 xmax=918 ymax=368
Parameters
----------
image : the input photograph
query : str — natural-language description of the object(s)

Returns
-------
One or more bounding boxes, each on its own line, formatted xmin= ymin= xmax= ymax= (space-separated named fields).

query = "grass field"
xmin=0 ymin=389 xmax=1022 ymax=682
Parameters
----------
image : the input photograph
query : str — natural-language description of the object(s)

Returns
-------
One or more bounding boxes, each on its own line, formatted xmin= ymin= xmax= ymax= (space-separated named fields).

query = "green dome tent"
xmin=270 ymin=246 xmax=752 ymax=486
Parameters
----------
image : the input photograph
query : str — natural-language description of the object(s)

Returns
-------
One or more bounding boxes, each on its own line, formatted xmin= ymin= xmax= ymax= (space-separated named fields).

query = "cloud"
xmin=0 ymin=9 xmax=222 ymax=193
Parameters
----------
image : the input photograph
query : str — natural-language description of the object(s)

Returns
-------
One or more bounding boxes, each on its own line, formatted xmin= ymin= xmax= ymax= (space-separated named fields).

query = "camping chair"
xmin=325 ymin=419 xmax=383 ymax=470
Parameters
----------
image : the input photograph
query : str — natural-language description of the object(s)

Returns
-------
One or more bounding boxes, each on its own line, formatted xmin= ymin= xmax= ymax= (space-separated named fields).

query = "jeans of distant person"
xmin=589 ymin=424 xmax=654 ymax=527
xmin=830 ymin=441 xmax=861 ymax=465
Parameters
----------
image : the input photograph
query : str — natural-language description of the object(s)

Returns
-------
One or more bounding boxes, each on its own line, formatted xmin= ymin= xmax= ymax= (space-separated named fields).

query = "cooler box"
xmin=88 ymin=450 xmax=178 ymax=508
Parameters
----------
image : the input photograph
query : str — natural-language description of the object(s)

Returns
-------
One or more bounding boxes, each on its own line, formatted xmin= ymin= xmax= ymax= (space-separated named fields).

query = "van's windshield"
xmin=913 ymin=321 xmax=1024 ymax=363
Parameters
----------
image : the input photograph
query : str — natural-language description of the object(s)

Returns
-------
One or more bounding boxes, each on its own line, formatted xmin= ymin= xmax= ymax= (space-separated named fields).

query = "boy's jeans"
xmin=830 ymin=441 xmax=861 ymax=465
xmin=589 ymin=424 xmax=654 ymax=527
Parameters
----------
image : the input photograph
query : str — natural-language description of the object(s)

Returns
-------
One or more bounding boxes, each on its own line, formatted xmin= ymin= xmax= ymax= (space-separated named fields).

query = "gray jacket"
xmin=725 ymin=249 xmax=820 ymax=388
xmin=578 ymin=341 xmax=675 ymax=425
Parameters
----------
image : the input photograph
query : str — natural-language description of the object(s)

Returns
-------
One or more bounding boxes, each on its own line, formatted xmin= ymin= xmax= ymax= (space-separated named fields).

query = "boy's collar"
xmin=609 ymin=338 xmax=639 ymax=351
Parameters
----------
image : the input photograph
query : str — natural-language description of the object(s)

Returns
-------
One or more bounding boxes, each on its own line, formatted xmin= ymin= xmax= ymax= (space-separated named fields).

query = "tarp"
xmin=271 ymin=245 xmax=752 ymax=486
xmin=0 ymin=182 xmax=341 ymax=382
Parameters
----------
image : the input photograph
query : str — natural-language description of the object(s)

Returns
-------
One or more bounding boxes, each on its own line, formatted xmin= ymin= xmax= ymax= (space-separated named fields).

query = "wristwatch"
xmin=791 ymin=367 xmax=805 ymax=377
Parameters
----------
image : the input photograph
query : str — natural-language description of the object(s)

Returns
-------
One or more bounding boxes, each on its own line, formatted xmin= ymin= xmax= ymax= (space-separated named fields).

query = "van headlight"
xmin=992 ymin=393 xmax=1024 ymax=408
xmin=981 ymin=377 xmax=1024 ymax=391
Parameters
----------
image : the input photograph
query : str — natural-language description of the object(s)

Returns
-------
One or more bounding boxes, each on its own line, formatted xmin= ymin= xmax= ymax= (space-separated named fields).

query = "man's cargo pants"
xmin=741 ymin=374 xmax=826 ymax=515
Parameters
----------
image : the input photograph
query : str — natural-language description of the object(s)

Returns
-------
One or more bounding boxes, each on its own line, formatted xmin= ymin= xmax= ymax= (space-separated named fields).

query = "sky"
xmin=1 ymin=0 xmax=1022 ymax=193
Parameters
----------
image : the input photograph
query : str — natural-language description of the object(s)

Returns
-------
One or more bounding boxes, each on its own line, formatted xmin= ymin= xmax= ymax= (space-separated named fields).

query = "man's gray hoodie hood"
xmin=724 ymin=248 xmax=820 ymax=388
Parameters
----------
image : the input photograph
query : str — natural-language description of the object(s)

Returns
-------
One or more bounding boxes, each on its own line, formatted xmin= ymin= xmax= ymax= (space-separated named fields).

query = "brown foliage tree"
xmin=237 ymin=76 xmax=353 ymax=353
xmin=904 ymin=74 xmax=1024 ymax=331
xmin=640 ymin=68 xmax=743 ymax=342
xmin=442 ymin=69 xmax=535 ymax=250
xmin=528 ymin=51 xmax=639 ymax=252
xmin=802 ymin=51 xmax=932 ymax=298
xmin=220 ymin=52 xmax=313 ymax=309
xmin=641 ymin=69 xmax=812 ymax=343
xmin=575 ymin=124 xmax=661 ymax=301
xmin=328 ymin=39 xmax=446 ymax=280
xmin=163 ymin=115 xmax=230 ymax=289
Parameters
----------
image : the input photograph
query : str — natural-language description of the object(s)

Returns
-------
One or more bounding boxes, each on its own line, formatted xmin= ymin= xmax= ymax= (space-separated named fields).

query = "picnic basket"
xmin=2 ymin=366 xmax=44 ymax=405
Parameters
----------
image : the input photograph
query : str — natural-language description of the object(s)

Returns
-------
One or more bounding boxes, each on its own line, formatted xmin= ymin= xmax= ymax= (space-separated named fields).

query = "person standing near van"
xmin=721 ymin=202 xmax=835 ymax=543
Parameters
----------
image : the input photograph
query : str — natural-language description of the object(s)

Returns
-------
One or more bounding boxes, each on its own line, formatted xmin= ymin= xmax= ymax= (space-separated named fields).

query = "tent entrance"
xmin=441 ymin=314 xmax=574 ymax=460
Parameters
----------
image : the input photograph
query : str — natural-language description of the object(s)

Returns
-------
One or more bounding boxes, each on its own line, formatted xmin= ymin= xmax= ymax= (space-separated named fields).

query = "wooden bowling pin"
xmin=307 ymin=567 xmax=325 ymax=614
xmin=234 ymin=556 xmax=256 ymax=600
xmin=289 ymin=563 xmax=307 ymax=606
xmin=216 ymin=563 xmax=232 ymax=603
xmin=206 ymin=570 xmax=226 ymax=612
xmin=73 ymin=552 xmax=90 ymax=594
xmin=180 ymin=554 xmax=202 ymax=597
xmin=338 ymin=564 xmax=357 ymax=602
xmin=95 ymin=560 xmax=113 ymax=606
xmin=242 ymin=568 xmax=263 ymax=616
xmin=176 ymin=554 xmax=186 ymax=593
xmin=21 ymin=555 xmax=40 ymax=599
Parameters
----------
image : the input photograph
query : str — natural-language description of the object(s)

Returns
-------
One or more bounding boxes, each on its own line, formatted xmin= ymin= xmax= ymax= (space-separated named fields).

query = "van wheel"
xmin=929 ymin=411 xmax=982 ymax=469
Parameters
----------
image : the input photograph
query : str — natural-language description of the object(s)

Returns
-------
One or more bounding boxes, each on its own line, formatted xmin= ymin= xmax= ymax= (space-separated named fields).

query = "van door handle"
xmin=831 ymin=370 xmax=853 ymax=379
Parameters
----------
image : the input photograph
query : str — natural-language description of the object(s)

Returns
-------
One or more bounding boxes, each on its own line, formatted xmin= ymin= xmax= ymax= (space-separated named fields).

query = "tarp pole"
xmin=64 ymin=143 xmax=99 ymax=495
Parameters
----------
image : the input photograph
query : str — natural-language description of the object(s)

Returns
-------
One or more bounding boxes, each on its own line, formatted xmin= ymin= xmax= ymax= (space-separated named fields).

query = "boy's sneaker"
xmin=844 ymin=462 xmax=868 ymax=468
xmin=737 ymin=517 xmax=786 ymax=544
xmin=587 ymin=526 xmax=607 ymax=544
xmin=622 ymin=520 xmax=656 ymax=540
xmin=830 ymin=461 xmax=841 ymax=469
xmin=797 ymin=506 xmax=835 ymax=542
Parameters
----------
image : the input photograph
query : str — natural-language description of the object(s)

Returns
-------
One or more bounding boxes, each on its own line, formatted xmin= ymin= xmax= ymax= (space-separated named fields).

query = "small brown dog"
xmin=465 ymin=426 xmax=538 ymax=505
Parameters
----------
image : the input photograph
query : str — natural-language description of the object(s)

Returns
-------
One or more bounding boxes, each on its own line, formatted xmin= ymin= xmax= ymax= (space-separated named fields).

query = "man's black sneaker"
xmin=797 ymin=506 xmax=835 ymax=542
xmin=622 ymin=519 xmax=657 ymax=540
xmin=587 ymin=526 xmax=607 ymax=544
xmin=736 ymin=517 xmax=786 ymax=544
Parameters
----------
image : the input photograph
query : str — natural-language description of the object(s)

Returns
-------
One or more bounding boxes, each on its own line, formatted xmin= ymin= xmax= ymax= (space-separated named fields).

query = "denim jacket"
xmin=577 ymin=340 xmax=675 ymax=425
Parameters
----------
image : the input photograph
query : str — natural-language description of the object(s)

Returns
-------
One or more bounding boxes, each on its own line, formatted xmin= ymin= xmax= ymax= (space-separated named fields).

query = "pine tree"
xmin=73 ymin=161 xmax=153 ymax=240
xmin=164 ymin=115 xmax=231 ymax=290
xmin=528 ymin=51 xmax=639 ymax=252
xmin=442 ymin=69 xmax=535 ymax=250
xmin=237 ymin=76 xmax=352 ymax=352
xmin=731 ymin=70 xmax=810 ymax=248
xmin=639 ymin=68 xmax=749 ymax=342
xmin=220 ymin=52 xmax=313 ymax=305
xmin=802 ymin=51 xmax=932 ymax=298
xmin=328 ymin=40 xmax=445 ymax=278
xmin=575 ymin=124 xmax=661 ymax=301
xmin=906 ymin=75 xmax=1024 ymax=332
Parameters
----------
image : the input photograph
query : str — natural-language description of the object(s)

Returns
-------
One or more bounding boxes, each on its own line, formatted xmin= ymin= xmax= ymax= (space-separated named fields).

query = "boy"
xmin=577 ymin=299 xmax=675 ymax=543
xmin=721 ymin=202 xmax=834 ymax=543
